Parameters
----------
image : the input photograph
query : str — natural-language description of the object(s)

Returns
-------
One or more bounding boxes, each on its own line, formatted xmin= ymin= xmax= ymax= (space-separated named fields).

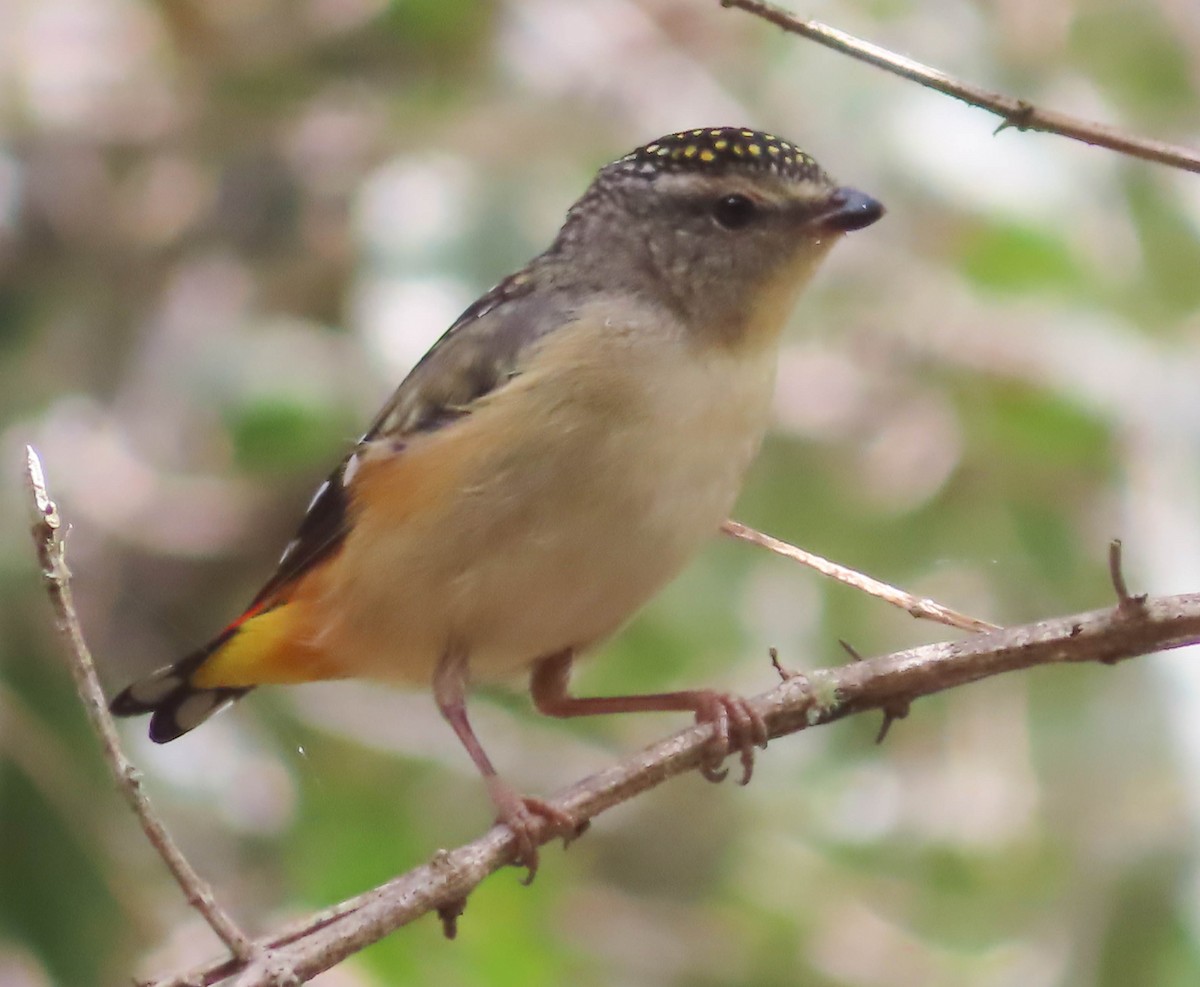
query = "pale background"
xmin=2 ymin=0 xmax=1200 ymax=984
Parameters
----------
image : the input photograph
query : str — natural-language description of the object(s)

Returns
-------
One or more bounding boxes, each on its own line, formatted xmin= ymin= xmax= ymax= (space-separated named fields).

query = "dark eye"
xmin=712 ymin=193 xmax=757 ymax=229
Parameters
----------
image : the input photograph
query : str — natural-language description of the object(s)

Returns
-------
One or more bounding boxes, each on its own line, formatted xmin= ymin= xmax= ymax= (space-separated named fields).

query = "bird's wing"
xmin=242 ymin=270 xmax=571 ymax=613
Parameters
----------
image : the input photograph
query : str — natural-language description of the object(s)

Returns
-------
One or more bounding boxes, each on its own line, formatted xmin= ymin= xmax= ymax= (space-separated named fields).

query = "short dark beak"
xmin=818 ymin=187 xmax=885 ymax=232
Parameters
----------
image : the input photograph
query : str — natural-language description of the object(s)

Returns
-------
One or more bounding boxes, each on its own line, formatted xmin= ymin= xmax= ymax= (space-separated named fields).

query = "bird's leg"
xmin=530 ymin=650 xmax=768 ymax=785
xmin=432 ymin=648 xmax=576 ymax=882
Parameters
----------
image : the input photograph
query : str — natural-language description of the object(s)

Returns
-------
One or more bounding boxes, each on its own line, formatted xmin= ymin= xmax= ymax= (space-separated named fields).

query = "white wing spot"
xmin=127 ymin=672 xmax=182 ymax=705
xmin=174 ymin=692 xmax=229 ymax=733
xmin=342 ymin=453 xmax=361 ymax=486
xmin=306 ymin=480 xmax=330 ymax=512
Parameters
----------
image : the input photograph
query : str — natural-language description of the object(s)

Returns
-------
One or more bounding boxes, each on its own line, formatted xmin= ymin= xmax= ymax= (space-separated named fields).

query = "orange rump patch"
xmin=351 ymin=426 xmax=484 ymax=528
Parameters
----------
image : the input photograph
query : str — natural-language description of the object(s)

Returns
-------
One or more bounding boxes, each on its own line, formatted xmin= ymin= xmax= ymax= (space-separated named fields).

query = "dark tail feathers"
xmin=109 ymin=648 xmax=252 ymax=743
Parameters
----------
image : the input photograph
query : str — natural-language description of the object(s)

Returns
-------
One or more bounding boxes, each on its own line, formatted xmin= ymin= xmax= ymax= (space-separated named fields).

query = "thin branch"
xmin=1108 ymin=538 xmax=1148 ymax=617
xmin=832 ymin=639 xmax=909 ymax=743
xmin=721 ymin=0 xmax=1200 ymax=175
xmin=29 ymin=453 xmax=1199 ymax=985
xmin=34 ymin=443 xmax=1196 ymax=987
xmin=23 ymin=446 xmax=260 ymax=967
xmin=159 ymin=589 xmax=1200 ymax=986
xmin=722 ymin=519 xmax=999 ymax=633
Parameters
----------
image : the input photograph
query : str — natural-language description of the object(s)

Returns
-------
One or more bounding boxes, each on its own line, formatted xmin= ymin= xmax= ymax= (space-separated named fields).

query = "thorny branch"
xmin=29 ymin=443 xmax=1200 ymax=986
xmin=722 ymin=0 xmax=1200 ymax=175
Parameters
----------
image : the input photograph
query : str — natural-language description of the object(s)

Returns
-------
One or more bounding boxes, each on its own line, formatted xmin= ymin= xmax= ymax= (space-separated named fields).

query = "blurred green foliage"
xmin=2 ymin=0 xmax=1200 ymax=985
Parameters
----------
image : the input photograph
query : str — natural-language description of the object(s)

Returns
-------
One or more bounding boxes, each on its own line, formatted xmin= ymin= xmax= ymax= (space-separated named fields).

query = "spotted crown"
xmin=610 ymin=127 xmax=827 ymax=184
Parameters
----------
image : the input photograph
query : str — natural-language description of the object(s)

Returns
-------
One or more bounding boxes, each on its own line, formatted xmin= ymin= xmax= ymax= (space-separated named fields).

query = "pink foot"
xmin=486 ymin=777 xmax=578 ymax=884
xmin=693 ymin=692 xmax=769 ymax=785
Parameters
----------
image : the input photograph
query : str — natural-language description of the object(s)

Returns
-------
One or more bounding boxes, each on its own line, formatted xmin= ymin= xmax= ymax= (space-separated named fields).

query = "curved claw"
xmin=486 ymin=778 xmax=577 ymax=884
xmin=694 ymin=692 xmax=768 ymax=786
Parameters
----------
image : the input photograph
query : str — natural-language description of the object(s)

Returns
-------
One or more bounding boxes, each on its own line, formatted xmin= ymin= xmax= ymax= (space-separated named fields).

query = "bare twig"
xmin=23 ymin=446 xmax=260 ymax=967
xmin=721 ymin=0 xmax=1200 ymax=174
xmin=435 ymin=896 xmax=468 ymax=940
xmin=1108 ymin=539 xmax=1148 ymax=618
xmin=32 ymin=449 xmax=1200 ymax=986
xmin=158 ymin=589 xmax=1200 ymax=986
xmin=722 ymin=519 xmax=999 ymax=633
xmin=836 ymin=639 xmax=907 ymax=743
xmin=768 ymin=646 xmax=789 ymax=680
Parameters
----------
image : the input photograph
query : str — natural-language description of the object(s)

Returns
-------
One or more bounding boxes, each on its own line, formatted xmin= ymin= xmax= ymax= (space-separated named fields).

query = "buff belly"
xmin=296 ymin=325 xmax=780 ymax=684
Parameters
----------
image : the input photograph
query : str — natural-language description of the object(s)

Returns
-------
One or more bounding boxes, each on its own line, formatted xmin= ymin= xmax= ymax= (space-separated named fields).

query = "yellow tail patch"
xmin=192 ymin=604 xmax=335 ymax=688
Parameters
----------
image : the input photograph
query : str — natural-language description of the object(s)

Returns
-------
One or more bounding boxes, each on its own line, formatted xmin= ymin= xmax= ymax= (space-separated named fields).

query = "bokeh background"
xmin=3 ymin=0 xmax=1200 ymax=984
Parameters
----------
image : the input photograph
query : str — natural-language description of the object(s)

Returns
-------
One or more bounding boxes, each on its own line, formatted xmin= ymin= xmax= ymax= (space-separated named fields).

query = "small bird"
xmin=112 ymin=127 xmax=882 ymax=876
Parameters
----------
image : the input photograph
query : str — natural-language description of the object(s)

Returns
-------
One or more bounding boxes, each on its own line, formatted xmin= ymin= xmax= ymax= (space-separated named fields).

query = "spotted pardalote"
xmin=112 ymin=127 xmax=883 ymax=875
